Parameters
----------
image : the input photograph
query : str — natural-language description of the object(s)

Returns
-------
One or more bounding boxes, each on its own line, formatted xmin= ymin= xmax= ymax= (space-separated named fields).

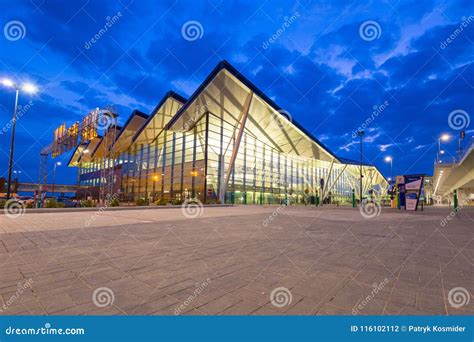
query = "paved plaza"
xmin=0 ymin=205 xmax=472 ymax=316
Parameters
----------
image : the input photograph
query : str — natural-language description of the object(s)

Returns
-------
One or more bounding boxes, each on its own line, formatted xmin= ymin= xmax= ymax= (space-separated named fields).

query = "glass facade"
xmin=77 ymin=111 xmax=378 ymax=205
xmin=74 ymin=62 xmax=388 ymax=204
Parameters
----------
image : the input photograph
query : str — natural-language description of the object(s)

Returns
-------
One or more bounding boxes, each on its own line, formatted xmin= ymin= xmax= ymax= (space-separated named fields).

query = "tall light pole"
xmin=438 ymin=133 xmax=450 ymax=163
xmin=1 ymin=78 xmax=38 ymax=199
xmin=53 ymin=161 xmax=61 ymax=197
xmin=384 ymin=156 xmax=393 ymax=181
xmin=356 ymin=130 xmax=365 ymax=204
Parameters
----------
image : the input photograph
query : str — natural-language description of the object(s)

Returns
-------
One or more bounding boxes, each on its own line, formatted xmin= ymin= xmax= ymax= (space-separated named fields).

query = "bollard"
xmin=453 ymin=189 xmax=458 ymax=210
xmin=351 ymin=189 xmax=355 ymax=208
xmin=397 ymin=186 xmax=401 ymax=210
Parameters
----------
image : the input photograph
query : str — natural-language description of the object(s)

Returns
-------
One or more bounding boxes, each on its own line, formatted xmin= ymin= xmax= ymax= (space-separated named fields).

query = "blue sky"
xmin=0 ymin=0 xmax=473 ymax=185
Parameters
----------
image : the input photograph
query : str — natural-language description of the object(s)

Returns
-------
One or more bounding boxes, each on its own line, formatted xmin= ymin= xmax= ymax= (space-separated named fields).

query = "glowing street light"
xmin=1 ymin=78 xmax=15 ymax=88
xmin=440 ymin=134 xmax=450 ymax=142
xmin=1 ymin=77 xmax=39 ymax=199
xmin=21 ymin=83 xmax=38 ymax=94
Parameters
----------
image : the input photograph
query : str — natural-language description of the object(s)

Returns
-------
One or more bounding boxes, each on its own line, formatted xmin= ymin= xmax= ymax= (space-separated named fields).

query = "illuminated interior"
xmin=70 ymin=61 xmax=388 ymax=204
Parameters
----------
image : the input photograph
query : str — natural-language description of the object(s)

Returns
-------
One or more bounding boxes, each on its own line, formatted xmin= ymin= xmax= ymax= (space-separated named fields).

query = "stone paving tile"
xmin=0 ymin=206 xmax=472 ymax=316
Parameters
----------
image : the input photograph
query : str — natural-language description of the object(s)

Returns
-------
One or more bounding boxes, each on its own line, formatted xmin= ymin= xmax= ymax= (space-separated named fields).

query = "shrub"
xmin=110 ymin=198 xmax=120 ymax=207
xmin=45 ymin=199 xmax=64 ymax=208
xmin=135 ymin=198 xmax=148 ymax=206
xmin=80 ymin=199 xmax=95 ymax=207
xmin=155 ymin=198 xmax=166 ymax=205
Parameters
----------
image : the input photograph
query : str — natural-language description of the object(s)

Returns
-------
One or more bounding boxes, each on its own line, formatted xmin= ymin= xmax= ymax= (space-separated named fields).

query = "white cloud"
xmin=378 ymin=143 xmax=395 ymax=152
xmin=363 ymin=132 xmax=381 ymax=143
xmin=339 ymin=141 xmax=357 ymax=151
xmin=414 ymin=144 xmax=428 ymax=150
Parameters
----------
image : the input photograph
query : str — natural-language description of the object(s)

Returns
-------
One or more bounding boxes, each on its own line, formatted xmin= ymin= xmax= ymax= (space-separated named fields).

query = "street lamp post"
xmin=1 ymin=78 xmax=38 ymax=199
xmin=53 ymin=161 xmax=61 ymax=197
xmin=356 ymin=130 xmax=365 ymax=205
xmin=384 ymin=156 xmax=393 ymax=180
xmin=438 ymin=134 xmax=450 ymax=163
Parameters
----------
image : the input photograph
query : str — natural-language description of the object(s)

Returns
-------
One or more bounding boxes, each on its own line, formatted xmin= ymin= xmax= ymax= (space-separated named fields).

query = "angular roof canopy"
xmin=132 ymin=91 xmax=186 ymax=146
xmin=76 ymin=136 xmax=102 ymax=163
xmin=112 ymin=110 xmax=148 ymax=153
xmin=166 ymin=60 xmax=337 ymax=162
xmin=68 ymin=142 xmax=89 ymax=167
xmin=91 ymin=125 xmax=121 ymax=159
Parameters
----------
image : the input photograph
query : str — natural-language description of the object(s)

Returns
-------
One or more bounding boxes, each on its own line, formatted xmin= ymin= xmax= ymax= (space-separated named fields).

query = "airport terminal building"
xmin=67 ymin=61 xmax=388 ymax=205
